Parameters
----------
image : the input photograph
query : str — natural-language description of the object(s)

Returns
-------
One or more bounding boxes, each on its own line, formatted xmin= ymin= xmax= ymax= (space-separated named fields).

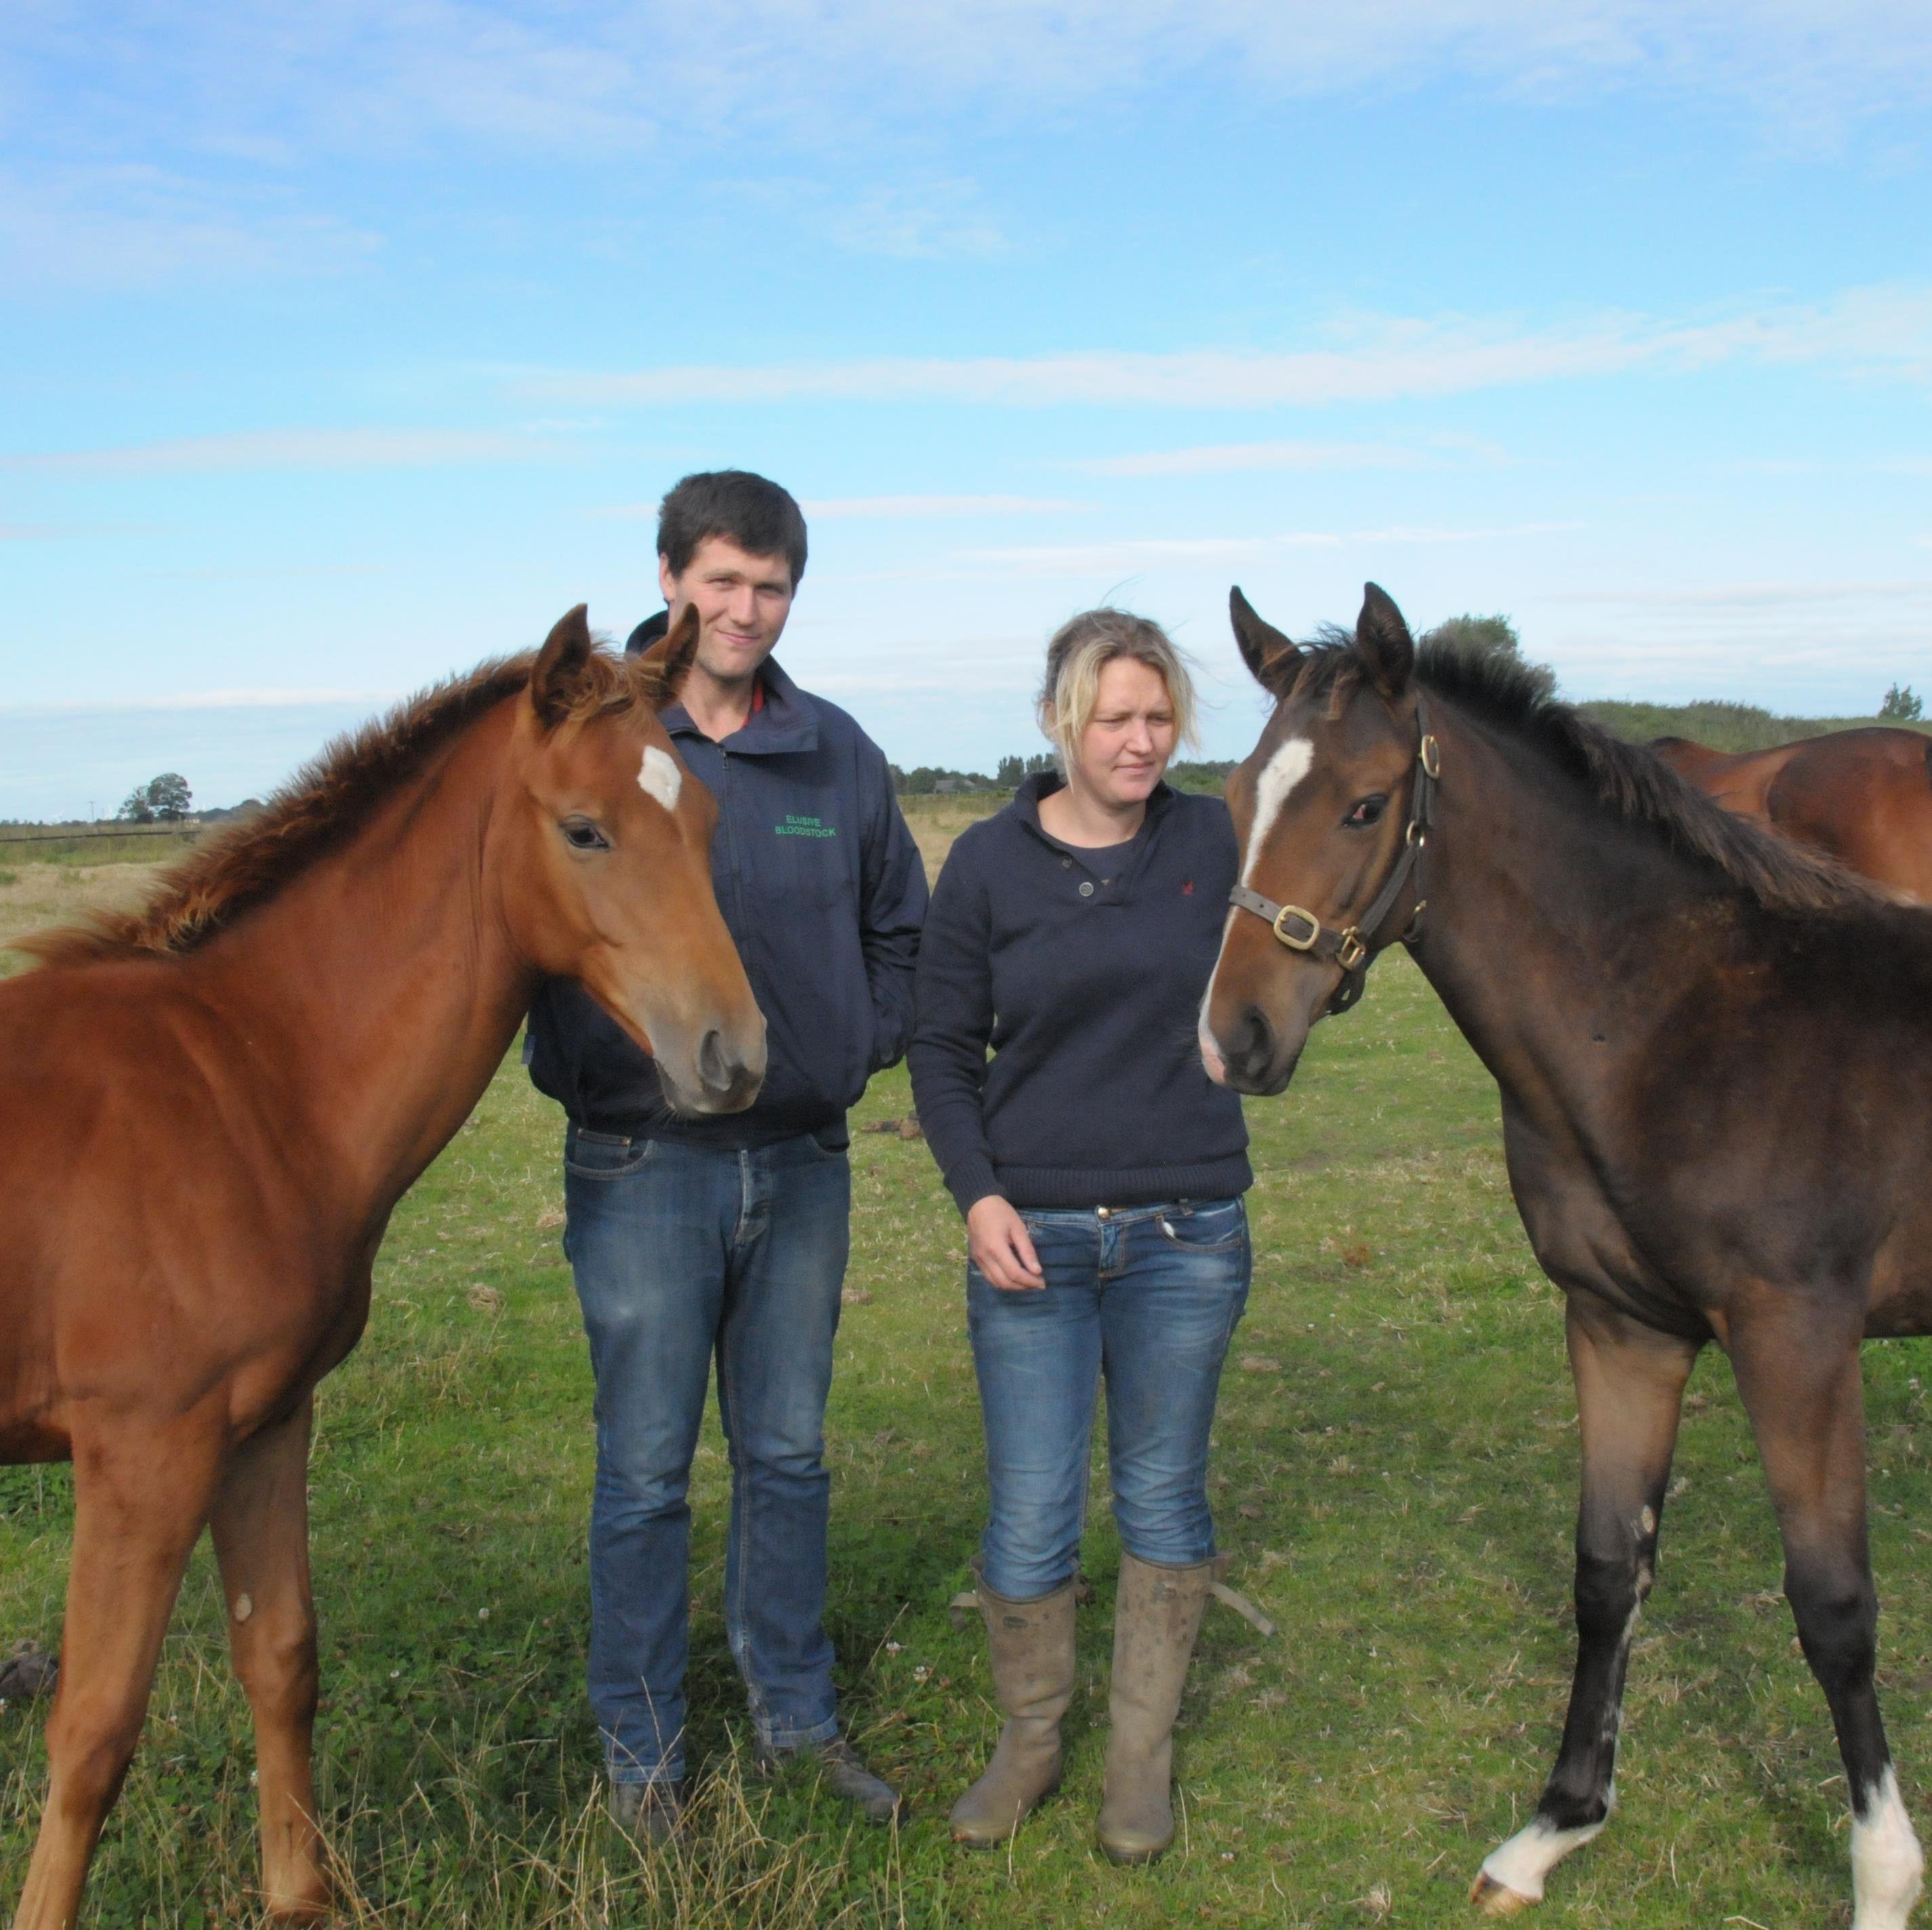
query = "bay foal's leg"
xmin=1730 ymin=1312 xmax=1923 ymax=1930
xmin=13 ymin=1419 xmax=224 ymax=1930
xmin=1473 ymin=1296 xmax=1700 ymax=1914
xmin=209 ymin=1395 xmax=328 ymax=1923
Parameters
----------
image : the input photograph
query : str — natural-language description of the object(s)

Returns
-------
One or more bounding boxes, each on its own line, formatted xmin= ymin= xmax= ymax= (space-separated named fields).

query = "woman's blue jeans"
xmin=563 ymin=1123 xmax=850 ymax=1786
xmin=966 ymin=1196 xmax=1252 ymax=1601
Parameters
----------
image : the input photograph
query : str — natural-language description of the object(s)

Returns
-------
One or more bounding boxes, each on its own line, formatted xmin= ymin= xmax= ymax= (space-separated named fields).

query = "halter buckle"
xmin=1418 ymin=734 xmax=1441 ymax=779
xmin=1271 ymin=905 xmax=1321 ymax=951
xmin=1336 ymin=928 xmax=1368 ymax=972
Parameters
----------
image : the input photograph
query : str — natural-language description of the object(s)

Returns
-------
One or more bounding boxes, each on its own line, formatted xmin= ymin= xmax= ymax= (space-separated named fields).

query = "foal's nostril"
xmin=697 ymin=1027 xmax=731 ymax=1096
xmin=1227 ymin=1005 xmax=1277 ymax=1086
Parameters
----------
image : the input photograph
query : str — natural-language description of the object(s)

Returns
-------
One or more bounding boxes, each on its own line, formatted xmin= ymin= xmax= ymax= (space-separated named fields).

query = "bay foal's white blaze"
xmin=638 ymin=744 xmax=682 ymax=811
xmin=1199 ymin=733 xmax=1315 ymax=1082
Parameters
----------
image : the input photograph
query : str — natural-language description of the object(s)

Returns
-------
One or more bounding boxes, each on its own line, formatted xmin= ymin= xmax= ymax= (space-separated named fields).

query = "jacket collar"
xmin=625 ymin=609 xmax=819 ymax=757
xmin=1012 ymin=768 xmax=1176 ymax=846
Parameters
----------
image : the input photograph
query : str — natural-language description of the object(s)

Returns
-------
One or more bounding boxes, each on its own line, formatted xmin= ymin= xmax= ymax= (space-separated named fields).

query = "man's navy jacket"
xmin=525 ymin=614 xmax=928 ymax=1147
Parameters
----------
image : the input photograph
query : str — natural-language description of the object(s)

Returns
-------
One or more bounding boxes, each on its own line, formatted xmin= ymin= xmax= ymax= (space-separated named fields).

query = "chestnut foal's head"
xmin=1201 ymin=583 xmax=1424 ymax=1096
xmin=505 ymin=605 xmax=765 ymax=1115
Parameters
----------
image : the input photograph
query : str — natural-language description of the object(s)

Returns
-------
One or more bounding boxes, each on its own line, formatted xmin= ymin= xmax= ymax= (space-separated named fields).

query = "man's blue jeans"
xmin=967 ymin=1197 xmax=1252 ymax=1601
xmin=563 ymin=1123 xmax=850 ymax=1786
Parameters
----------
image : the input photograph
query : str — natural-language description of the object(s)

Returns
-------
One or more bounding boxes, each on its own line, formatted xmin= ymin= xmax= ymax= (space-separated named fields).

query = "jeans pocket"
xmin=1155 ymin=1197 xmax=1248 ymax=1252
xmin=565 ymin=1132 xmax=657 ymax=1180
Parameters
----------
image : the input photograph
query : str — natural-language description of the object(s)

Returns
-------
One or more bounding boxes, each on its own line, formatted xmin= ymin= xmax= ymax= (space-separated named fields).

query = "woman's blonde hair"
xmin=1037 ymin=608 xmax=1199 ymax=770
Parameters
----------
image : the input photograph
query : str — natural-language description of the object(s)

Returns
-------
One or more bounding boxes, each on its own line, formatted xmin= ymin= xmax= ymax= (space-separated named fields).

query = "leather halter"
xmin=1226 ymin=690 xmax=1440 ymax=1017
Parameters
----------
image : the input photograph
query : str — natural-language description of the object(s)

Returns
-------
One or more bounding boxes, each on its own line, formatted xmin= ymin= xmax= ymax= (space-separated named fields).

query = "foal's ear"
xmin=1355 ymin=583 xmax=1416 ymax=701
xmin=634 ymin=603 xmax=700 ymax=713
xmin=531 ymin=604 xmax=594 ymax=728
xmin=1229 ymin=587 xmax=1301 ymax=695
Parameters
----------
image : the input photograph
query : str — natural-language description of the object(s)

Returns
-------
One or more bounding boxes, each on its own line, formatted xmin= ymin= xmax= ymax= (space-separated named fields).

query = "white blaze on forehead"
xmin=1241 ymin=735 xmax=1315 ymax=887
xmin=1851 ymin=1766 xmax=1924 ymax=1930
xmin=638 ymin=745 xmax=682 ymax=812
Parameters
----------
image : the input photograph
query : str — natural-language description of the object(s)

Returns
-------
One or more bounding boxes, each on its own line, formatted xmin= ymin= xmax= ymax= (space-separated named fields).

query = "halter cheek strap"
xmin=1227 ymin=691 xmax=1440 ymax=1018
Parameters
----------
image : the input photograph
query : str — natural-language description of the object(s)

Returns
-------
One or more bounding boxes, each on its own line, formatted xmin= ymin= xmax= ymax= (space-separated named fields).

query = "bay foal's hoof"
xmin=1470 ymin=1870 xmax=1537 ymax=1915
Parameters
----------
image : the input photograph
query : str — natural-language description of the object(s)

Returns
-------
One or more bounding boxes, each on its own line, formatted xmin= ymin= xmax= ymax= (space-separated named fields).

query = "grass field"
xmin=4 ymin=837 xmax=1931 ymax=1928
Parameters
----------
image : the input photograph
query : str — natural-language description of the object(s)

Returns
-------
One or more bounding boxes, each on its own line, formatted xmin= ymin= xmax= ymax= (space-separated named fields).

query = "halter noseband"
xmin=1226 ymin=690 xmax=1440 ymax=1018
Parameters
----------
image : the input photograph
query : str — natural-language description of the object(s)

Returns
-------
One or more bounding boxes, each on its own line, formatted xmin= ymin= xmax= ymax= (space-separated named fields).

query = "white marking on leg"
xmin=1241 ymin=736 xmax=1315 ymax=886
xmin=1479 ymin=1815 xmax=1607 ymax=1904
xmin=638 ymin=745 xmax=682 ymax=811
xmin=1852 ymin=1765 xmax=1923 ymax=1930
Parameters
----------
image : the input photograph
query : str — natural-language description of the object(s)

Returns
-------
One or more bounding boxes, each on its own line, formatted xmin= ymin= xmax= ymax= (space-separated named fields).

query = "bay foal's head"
xmin=1202 ymin=583 xmax=1426 ymax=1096
xmin=507 ymin=604 xmax=764 ymax=1114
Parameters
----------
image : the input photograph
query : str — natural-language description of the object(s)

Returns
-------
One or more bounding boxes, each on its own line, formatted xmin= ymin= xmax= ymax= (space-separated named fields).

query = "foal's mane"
xmin=1293 ymin=632 xmax=1875 ymax=920
xmin=20 ymin=645 xmax=668 ymax=967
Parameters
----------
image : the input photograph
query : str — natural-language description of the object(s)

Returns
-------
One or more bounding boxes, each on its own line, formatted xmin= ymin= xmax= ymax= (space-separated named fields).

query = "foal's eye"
xmin=560 ymin=817 xmax=610 ymax=852
xmin=1343 ymin=795 xmax=1389 ymax=829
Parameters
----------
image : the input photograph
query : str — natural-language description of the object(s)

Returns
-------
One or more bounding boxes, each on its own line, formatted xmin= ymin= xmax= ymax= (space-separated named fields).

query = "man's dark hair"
xmin=657 ymin=470 xmax=808 ymax=586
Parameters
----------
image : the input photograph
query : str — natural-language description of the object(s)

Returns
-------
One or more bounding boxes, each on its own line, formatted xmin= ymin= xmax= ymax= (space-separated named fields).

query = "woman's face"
xmin=1066 ymin=657 xmax=1176 ymax=809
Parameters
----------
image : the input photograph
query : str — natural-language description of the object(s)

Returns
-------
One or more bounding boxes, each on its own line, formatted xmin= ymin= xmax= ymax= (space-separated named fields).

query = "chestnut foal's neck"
xmin=199 ymin=698 xmax=537 ymax=1212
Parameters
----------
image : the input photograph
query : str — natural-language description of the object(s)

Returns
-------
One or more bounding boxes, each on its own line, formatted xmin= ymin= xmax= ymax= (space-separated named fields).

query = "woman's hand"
xmin=966 ymin=1195 xmax=1046 ymax=1292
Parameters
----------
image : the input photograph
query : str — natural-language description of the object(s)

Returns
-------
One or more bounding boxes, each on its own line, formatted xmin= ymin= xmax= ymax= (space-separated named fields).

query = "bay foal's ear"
xmin=633 ymin=603 xmax=701 ymax=714
xmin=1229 ymin=586 xmax=1301 ymax=695
xmin=531 ymin=604 xmax=594 ymax=728
xmin=1355 ymin=582 xmax=1416 ymax=701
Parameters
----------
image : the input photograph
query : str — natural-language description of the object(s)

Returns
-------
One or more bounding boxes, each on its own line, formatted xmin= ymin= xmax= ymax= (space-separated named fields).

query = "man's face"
xmin=659 ymin=536 xmax=796 ymax=686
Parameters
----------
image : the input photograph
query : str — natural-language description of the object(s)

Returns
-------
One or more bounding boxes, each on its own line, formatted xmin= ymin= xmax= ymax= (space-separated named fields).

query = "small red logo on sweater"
xmin=1182 ymin=880 xmax=1194 ymax=895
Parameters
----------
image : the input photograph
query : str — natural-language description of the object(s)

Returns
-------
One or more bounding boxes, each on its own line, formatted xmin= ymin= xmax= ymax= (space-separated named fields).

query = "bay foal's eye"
xmin=560 ymin=817 xmax=610 ymax=852
xmin=1343 ymin=794 xmax=1389 ymax=829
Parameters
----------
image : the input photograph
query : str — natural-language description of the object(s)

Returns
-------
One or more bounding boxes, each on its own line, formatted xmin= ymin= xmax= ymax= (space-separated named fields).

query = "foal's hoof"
xmin=1470 ymin=1870 xmax=1536 ymax=1916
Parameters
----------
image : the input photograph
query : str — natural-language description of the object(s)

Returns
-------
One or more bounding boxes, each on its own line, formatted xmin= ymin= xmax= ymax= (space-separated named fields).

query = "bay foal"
xmin=0 ymin=607 xmax=764 ymax=1928
xmin=1201 ymin=586 xmax=1931 ymax=1929
xmin=1653 ymin=726 xmax=1932 ymax=902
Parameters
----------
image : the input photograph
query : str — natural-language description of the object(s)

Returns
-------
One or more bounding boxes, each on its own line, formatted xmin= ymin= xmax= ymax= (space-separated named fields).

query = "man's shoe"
xmin=758 ymin=1737 xmax=907 ymax=1824
xmin=609 ymin=1778 xmax=684 ymax=1845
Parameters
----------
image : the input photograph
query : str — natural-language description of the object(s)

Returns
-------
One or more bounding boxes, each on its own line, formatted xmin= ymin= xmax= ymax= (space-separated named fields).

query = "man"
xmin=526 ymin=470 xmax=928 ymax=1834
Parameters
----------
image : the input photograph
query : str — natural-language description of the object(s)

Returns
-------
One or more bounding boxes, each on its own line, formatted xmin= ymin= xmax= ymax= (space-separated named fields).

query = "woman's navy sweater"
xmin=909 ymin=773 xmax=1252 ymax=1216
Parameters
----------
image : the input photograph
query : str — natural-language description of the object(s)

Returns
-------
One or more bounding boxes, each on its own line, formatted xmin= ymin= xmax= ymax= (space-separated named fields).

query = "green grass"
xmin=4 ymin=949 xmax=1930 ymax=1925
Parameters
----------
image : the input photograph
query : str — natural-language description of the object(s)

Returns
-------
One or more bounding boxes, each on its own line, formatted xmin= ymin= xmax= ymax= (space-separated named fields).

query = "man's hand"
xmin=966 ymin=1195 xmax=1046 ymax=1292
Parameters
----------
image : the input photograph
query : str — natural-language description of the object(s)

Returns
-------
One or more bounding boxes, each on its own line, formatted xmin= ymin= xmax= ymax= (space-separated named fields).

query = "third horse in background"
xmin=1652 ymin=726 xmax=1932 ymax=903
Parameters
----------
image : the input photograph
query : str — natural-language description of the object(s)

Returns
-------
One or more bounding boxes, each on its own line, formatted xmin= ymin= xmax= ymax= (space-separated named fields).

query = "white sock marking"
xmin=1853 ymin=1766 xmax=1923 ymax=1930
xmin=638 ymin=745 xmax=682 ymax=811
xmin=1479 ymin=1815 xmax=1607 ymax=1904
xmin=1241 ymin=735 xmax=1314 ymax=886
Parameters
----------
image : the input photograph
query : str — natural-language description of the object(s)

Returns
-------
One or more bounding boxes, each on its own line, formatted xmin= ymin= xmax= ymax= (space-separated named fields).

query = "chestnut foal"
xmin=1202 ymin=585 xmax=1932 ymax=1929
xmin=1653 ymin=726 xmax=1932 ymax=903
xmin=0 ymin=607 xmax=763 ymax=1927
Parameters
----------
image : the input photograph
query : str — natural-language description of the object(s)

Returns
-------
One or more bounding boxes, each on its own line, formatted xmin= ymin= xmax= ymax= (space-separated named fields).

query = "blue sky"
xmin=3 ymin=1 xmax=1931 ymax=818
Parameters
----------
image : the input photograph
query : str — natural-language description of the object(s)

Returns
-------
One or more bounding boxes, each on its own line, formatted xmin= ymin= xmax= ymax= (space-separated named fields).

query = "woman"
xmin=909 ymin=608 xmax=1254 ymax=1863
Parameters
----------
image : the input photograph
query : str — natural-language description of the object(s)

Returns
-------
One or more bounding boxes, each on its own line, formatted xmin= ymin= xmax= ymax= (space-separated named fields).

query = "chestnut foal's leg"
xmin=1473 ymin=1296 xmax=1700 ymax=1914
xmin=1730 ymin=1312 xmax=1923 ymax=1930
xmin=12 ymin=1418 xmax=224 ymax=1930
xmin=209 ymin=1396 xmax=328 ymax=1923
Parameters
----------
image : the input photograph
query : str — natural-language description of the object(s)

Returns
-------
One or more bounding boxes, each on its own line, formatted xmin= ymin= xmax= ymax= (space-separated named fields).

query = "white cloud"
xmin=802 ymin=494 xmax=1086 ymax=518
xmin=1066 ymin=439 xmax=1479 ymax=477
xmin=0 ymin=163 xmax=379 ymax=291
xmin=1544 ymin=577 xmax=1932 ymax=607
xmin=13 ymin=2 xmax=1931 ymax=165
xmin=821 ymin=180 xmax=1009 ymax=261
xmin=964 ymin=522 xmax=1581 ymax=575
xmin=518 ymin=285 xmax=1932 ymax=411
xmin=3 ymin=428 xmax=568 ymax=474
xmin=0 ymin=686 xmax=397 ymax=718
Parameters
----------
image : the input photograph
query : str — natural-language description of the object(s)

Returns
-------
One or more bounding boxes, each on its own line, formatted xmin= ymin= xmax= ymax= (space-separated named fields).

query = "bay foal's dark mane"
xmin=22 ymin=644 xmax=670 ymax=968
xmin=1290 ymin=630 xmax=1877 ymax=921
